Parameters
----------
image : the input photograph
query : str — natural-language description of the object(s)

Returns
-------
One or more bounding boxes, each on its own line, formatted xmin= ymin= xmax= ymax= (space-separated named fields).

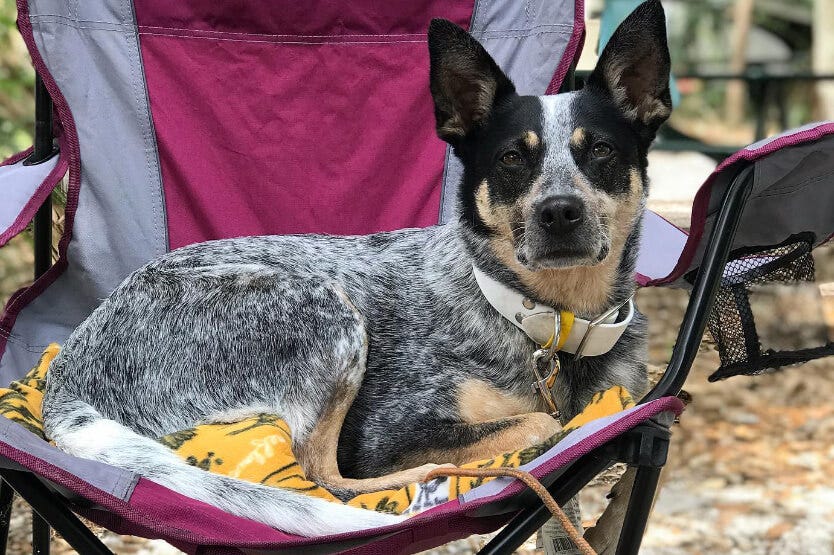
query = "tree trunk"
xmin=813 ymin=0 xmax=834 ymax=120
xmin=725 ymin=0 xmax=755 ymax=125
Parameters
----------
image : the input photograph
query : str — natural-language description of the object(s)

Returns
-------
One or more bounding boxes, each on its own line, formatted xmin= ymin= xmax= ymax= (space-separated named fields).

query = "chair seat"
xmin=0 ymin=394 xmax=683 ymax=554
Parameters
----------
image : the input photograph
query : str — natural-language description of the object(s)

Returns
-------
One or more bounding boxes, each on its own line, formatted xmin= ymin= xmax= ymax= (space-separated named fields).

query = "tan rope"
xmin=423 ymin=466 xmax=597 ymax=555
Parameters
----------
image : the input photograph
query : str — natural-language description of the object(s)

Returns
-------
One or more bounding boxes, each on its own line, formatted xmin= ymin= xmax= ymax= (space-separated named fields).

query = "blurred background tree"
xmin=0 ymin=0 xmax=33 ymax=158
xmin=1 ymin=0 xmax=831 ymax=156
xmin=586 ymin=0 xmax=825 ymax=147
xmin=0 ymin=0 xmax=36 ymax=300
xmin=666 ymin=0 xmax=817 ymax=143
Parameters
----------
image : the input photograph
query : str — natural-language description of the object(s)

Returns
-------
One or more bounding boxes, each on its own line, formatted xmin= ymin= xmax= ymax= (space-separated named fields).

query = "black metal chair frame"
xmin=0 ymin=68 xmax=764 ymax=555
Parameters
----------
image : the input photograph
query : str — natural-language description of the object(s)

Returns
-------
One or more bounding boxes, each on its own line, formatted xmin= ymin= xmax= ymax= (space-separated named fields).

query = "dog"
xmin=42 ymin=0 xmax=671 ymax=539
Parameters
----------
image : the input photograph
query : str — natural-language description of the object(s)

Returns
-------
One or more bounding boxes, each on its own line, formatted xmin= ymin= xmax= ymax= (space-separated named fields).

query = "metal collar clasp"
xmin=531 ymin=312 xmax=562 ymax=418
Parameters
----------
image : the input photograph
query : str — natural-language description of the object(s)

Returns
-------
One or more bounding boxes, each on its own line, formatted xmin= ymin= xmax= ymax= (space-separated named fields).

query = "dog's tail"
xmin=43 ymin=396 xmax=403 ymax=537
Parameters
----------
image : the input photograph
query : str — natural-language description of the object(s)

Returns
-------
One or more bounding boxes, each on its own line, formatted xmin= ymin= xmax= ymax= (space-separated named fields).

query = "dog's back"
xmin=45 ymin=227 xmax=447 ymax=436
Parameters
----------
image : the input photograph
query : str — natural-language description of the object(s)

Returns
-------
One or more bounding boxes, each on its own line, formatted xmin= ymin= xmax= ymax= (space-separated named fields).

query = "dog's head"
xmin=429 ymin=0 xmax=670 ymax=276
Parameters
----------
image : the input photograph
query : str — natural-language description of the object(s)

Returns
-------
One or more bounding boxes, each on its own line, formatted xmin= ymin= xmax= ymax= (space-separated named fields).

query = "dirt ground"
xmin=0 ymin=153 xmax=832 ymax=554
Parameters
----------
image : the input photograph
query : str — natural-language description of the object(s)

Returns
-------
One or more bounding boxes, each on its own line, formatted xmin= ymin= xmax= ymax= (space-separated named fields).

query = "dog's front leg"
xmin=305 ymin=413 xmax=561 ymax=501
xmin=395 ymin=412 xmax=563 ymax=470
xmin=453 ymin=412 xmax=564 ymax=462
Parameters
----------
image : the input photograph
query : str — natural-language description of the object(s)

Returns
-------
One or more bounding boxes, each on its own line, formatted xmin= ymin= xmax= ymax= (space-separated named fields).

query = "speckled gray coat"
xmin=41 ymin=1 xmax=671 ymax=538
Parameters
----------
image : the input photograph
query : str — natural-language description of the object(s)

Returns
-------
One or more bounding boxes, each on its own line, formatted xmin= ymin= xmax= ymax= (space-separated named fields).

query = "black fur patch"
xmin=455 ymin=95 xmax=544 ymax=234
xmin=570 ymin=90 xmax=648 ymax=196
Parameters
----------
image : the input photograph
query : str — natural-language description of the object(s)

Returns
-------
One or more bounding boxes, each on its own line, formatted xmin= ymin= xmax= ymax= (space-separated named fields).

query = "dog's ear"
xmin=428 ymin=19 xmax=516 ymax=144
xmin=586 ymin=0 xmax=672 ymax=133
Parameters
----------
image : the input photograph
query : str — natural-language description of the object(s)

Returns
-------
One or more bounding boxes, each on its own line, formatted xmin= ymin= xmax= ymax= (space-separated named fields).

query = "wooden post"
xmin=725 ymin=0 xmax=755 ymax=125
xmin=813 ymin=0 xmax=834 ymax=119
xmin=821 ymin=283 xmax=834 ymax=339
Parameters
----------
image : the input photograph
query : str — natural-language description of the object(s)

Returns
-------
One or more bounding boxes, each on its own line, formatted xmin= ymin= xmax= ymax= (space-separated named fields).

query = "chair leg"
xmin=0 ymin=471 xmax=113 ymax=555
xmin=0 ymin=480 xmax=14 ymax=554
xmin=614 ymin=465 xmax=662 ymax=555
xmin=478 ymin=453 xmax=611 ymax=555
xmin=32 ymin=512 xmax=50 ymax=555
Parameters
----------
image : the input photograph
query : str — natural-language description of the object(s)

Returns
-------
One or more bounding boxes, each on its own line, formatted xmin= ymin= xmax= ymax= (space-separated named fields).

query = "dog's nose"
xmin=537 ymin=196 xmax=584 ymax=234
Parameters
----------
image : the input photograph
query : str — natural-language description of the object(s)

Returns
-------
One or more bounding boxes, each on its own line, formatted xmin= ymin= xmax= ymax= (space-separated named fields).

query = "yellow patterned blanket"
xmin=0 ymin=344 xmax=635 ymax=515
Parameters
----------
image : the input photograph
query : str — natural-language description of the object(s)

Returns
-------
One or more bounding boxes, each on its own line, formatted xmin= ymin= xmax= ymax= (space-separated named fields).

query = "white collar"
xmin=472 ymin=265 xmax=634 ymax=358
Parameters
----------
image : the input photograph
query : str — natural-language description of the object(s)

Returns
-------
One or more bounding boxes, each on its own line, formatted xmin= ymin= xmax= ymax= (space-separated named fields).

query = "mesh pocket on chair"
xmin=707 ymin=234 xmax=834 ymax=381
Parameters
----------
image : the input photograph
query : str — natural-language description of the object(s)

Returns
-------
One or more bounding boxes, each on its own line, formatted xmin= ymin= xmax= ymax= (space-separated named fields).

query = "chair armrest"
xmin=0 ymin=150 xmax=65 ymax=248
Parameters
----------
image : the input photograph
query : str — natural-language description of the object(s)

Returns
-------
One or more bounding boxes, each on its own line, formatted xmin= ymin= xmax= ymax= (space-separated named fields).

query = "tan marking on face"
xmin=524 ymin=130 xmax=540 ymax=149
xmin=609 ymin=168 xmax=645 ymax=252
xmin=396 ymin=412 xmax=562 ymax=469
xmin=629 ymin=168 xmax=642 ymax=194
xmin=457 ymin=379 xmax=540 ymax=424
xmin=516 ymin=175 xmax=546 ymax=218
xmin=475 ymin=179 xmax=493 ymax=224
xmin=477 ymin=179 xmax=521 ymax=249
xmin=475 ymin=179 xmax=513 ymax=233
xmin=570 ymin=127 xmax=586 ymax=147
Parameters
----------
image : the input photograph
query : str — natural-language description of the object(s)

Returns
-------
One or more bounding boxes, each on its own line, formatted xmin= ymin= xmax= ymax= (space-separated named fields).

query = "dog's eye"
xmin=500 ymin=151 xmax=524 ymax=167
xmin=591 ymin=142 xmax=613 ymax=158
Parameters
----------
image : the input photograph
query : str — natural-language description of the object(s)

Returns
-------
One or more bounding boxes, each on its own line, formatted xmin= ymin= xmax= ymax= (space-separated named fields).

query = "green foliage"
xmin=0 ymin=0 xmax=34 ymax=158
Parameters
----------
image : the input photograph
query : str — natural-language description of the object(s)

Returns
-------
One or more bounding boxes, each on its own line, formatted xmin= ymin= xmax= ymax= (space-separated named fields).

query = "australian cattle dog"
xmin=42 ymin=0 xmax=671 ymax=539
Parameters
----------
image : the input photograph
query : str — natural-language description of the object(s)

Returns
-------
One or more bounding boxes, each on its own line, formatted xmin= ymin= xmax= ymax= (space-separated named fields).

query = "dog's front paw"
xmin=525 ymin=412 xmax=564 ymax=445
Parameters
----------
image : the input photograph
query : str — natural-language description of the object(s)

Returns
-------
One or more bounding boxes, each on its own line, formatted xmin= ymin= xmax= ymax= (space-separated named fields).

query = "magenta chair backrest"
xmin=0 ymin=0 xmax=583 ymax=381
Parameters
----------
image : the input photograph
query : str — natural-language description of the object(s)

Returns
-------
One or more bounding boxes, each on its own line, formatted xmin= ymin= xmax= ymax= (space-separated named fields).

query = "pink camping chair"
xmin=1 ymin=1 xmax=833 ymax=553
